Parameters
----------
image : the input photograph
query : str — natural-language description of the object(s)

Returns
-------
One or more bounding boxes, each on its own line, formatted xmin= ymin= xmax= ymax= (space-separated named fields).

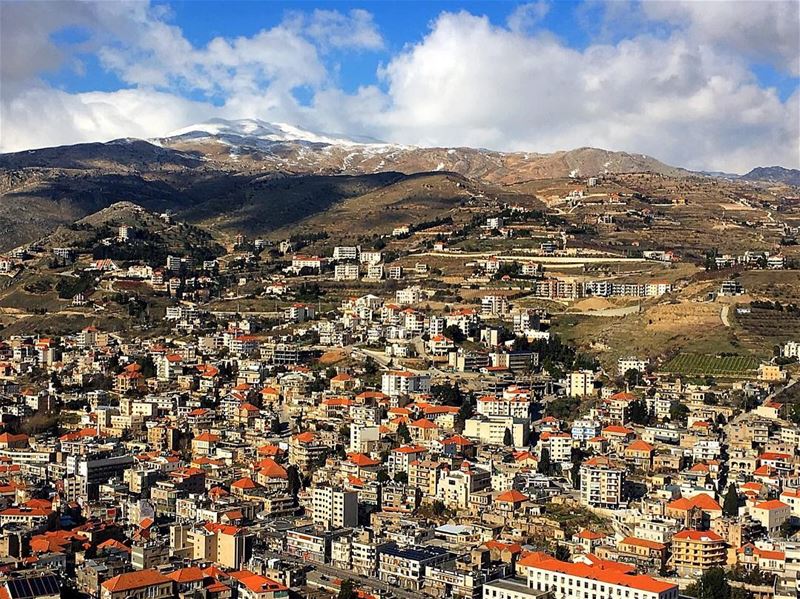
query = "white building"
xmin=381 ymin=371 xmax=431 ymax=397
xmin=523 ymin=556 xmax=678 ymax=599
xmin=579 ymin=457 xmax=624 ymax=509
xmin=311 ymin=486 xmax=358 ymax=529
xmin=396 ymin=286 xmax=423 ymax=305
xmin=334 ymin=263 xmax=360 ymax=281
xmin=782 ymin=341 xmax=800 ymax=359
xmin=568 ymin=370 xmax=596 ymax=397
xmin=333 ymin=246 xmax=360 ymax=261
xmin=617 ymin=357 xmax=649 ymax=375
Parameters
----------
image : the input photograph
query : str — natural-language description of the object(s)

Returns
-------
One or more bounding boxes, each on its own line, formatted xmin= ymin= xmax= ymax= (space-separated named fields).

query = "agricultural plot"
xmin=736 ymin=307 xmax=800 ymax=345
xmin=661 ymin=353 xmax=759 ymax=376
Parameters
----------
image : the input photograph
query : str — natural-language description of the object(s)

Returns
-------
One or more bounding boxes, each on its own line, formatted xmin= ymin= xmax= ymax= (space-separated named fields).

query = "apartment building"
xmin=378 ymin=545 xmax=451 ymax=590
xmin=579 ymin=457 xmax=625 ymax=509
xmin=522 ymin=555 xmax=678 ymax=599
xmin=100 ymin=569 xmax=174 ymax=599
xmin=669 ymin=529 xmax=726 ymax=577
xmin=311 ymin=486 xmax=358 ymax=529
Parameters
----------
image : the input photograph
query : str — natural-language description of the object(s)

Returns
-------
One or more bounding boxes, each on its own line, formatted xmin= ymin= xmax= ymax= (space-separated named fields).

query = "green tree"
xmin=670 ymin=401 xmax=690 ymax=424
xmin=554 ymin=543 xmax=571 ymax=561
xmin=287 ymin=465 xmax=303 ymax=497
xmin=394 ymin=472 xmax=408 ymax=484
xmin=538 ymin=448 xmax=552 ymax=476
xmin=723 ymin=484 xmax=740 ymax=517
xmin=503 ymin=428 xmax=513 ymax=447
xmin=684 ymin=567 xmax=730 ymax=599
xmin=338 ymin=579 xmax=358 ymax=599
xmin=444 ymin=324 xmax=466 ymax=344
xmin=377 ymin=469 xmax=390 ymax=483
xmin=623 ymin=368 xmax=644 ymax=388
xmin=627 ymin=399 xmax=650 ymax=425
xmin=397 ymin=421 xmax=412 ymax=444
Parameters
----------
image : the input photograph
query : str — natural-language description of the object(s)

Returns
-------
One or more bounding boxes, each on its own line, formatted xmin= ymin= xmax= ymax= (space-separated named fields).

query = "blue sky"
xmin=41 ymin=1 xmax=798 ymax=100
xmin=2 ymin=0 xmax=799 ymax=171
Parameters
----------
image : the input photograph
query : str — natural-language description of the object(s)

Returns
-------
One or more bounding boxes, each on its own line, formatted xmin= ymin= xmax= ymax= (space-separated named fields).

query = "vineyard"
xmin=662 ymin=353 xmax=759 ymax=376
xmin=735 ymin=306 xmax=800 ymax=346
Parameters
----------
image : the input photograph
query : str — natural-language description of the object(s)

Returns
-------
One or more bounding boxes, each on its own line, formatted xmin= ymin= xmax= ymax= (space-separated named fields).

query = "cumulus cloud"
xmin=642 ymin=0 xmax=800 ymax=76
xmin=373 ymin=11 xmax=798 ymax=171
xmin=0 ymin=1 xmax=797 ymax=173
xmin=1 ymin=86 xmax=216 ymax=150
xmin=507 ymin=2 xmax=550 ymax=34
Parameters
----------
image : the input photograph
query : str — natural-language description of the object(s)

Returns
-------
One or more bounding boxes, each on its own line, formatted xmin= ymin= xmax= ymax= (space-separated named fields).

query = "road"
xmin=413 ymin=251 xmax=649 ymax=264
xmin=720 ymin=304 xmax=731 ymax=327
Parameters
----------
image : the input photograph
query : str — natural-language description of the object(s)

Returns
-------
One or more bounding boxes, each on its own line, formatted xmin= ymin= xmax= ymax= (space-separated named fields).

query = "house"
xmin=750 ymin=499 xmax=791 ymax=533
xmin=669 ymin=529 xmax=726 ymax=577
xmin=100 ymin=569 xmax=174 ymax=599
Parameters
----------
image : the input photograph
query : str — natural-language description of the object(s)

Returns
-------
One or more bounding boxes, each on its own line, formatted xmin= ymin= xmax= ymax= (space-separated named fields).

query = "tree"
xmin=623 ymin=368 xmax=644 ymax=388
xmin=627 ymin=399 xmax=650 ymax=425
xmin=377 ymin=469 xmax=390 ymax=483
xmin=287 ymin=465 xmax=303 ymax=497
xmin=444 ymin=324 xmax=466 ymax=345
xmin=503 ymin=428 xmax=513 ymax=447
xmin=684 ymin=567 xmax=730 ymax=599
xmin=394 ymin=472 xmax=408 ymax=484
xmin=338 ymin=579 xmax=358 ymax=599
xmin=554 ymin=543 xmax=571 ymax=561
xmin=723 ymin=484 xmax=740 ymax=517
xmin=397 ymin=421 xmax=412 ymax=444
xmin=455 ymin=397 xmax=473 ymax=432
xmin=669 ymin=401 xmax=690 ymax=425
xmin=570 ymin=447 xmax=586 ymax=489
xmin=538 ymin=448 xmax=552 ymax=476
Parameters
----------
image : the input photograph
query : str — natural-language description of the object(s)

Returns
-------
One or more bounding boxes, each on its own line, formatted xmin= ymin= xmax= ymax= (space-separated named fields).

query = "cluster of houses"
xmin=0 ymin=216 xmax=795 ymax=599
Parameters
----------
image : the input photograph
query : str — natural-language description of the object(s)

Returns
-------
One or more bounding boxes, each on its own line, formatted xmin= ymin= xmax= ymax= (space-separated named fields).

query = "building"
xmin=334 ymin=263 xmax=360 ymax=281
xmin=669 ymin=529 xmax=726 ymax=577
xmin=381 ymin=371 xmax=431 ymax=397
xmin=378 ymin=545 xmax=451 ymax=590
xmin=311 ymin=486 xmax=358 ymax=529
xmin=522 ymin=555 xmax=678 ymax=599
xmin=617 ymin=357 xmax=648 ymax=375
xmin=100 ymin=569 xmax=174 ymax=599
xmin=568 ymin=371 xmax=596 ymax=397
xmin=579 ymin=457 xmax=624 ymax=509
xmin=751 ymin=499 xmax=791 ymax=533
xmin=333 ymin=246 xmax=360 ymax=261
xmin=482 ymin=578 xmax=551 ymax=599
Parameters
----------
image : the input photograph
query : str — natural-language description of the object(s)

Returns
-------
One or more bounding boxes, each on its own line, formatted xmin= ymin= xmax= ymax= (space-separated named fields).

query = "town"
xmin=0 ymin=170 xmax=796 ymax=599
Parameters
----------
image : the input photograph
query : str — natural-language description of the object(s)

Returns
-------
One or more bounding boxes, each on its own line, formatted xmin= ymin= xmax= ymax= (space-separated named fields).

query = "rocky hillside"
xmin=158 ymin=118 xmax=686 ymax=183
xmin=740 ymin=166 xmax=800 ymax=186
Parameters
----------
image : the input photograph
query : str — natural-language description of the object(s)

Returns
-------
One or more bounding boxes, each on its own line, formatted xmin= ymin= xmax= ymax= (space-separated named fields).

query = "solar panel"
xmin=4 ymin=574 xmax=60 ymax=599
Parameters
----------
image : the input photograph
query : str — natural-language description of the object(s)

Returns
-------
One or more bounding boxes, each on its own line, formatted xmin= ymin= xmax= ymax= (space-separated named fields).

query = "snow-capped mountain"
xmin=155 ymin=118 xmax=684 ymax=183
xmin=161 ymin=118 xmax=389 ymax=147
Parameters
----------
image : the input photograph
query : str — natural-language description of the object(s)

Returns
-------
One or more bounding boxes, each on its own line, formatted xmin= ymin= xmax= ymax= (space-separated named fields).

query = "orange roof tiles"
xmin=101 ymin=569 xmax=172 ymax=592
xmin=496 ymin=489 xmax=528 ymax=503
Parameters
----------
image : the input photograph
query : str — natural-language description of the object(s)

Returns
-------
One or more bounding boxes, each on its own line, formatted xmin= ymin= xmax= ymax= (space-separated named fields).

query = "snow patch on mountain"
xmin=162 ymin=118 xmax=391 ymax=147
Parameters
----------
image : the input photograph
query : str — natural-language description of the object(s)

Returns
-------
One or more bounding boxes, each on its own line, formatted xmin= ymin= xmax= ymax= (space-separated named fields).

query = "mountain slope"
xmin=158 ymin=118 xmax=686 ymax=183
xmin=740 ymin=166 xmax=800 ymax=186
xmin=0 ymin=139 xmax=203 ymax=171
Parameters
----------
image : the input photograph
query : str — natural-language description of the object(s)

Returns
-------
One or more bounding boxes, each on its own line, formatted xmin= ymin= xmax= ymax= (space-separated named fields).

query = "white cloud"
xmin=507 ymin=2 xmax=550 ymax=34
xmin=289 ymin=9 xmax=384 ymax=51
xmin=0 ymin=86 xmax=215 ymax=151
xmin=642 ymin=0 xmax=800 ymax=76
xmin=0 ymin=1 xmax=797 ymax=173
xmin=372 ymin=11 xmax=799 ymax=171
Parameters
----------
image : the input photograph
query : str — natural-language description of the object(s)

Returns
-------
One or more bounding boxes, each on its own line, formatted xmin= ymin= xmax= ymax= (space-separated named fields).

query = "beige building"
xmin=670 ymin=529 xmax=726 ymax=577
xmin=100 ymin=569 xmax=173 ymax=599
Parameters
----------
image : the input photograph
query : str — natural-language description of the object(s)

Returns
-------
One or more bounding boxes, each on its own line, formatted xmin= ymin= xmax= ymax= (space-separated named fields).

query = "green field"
xmin=661 ymin=353 xmax=759 ymax=376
